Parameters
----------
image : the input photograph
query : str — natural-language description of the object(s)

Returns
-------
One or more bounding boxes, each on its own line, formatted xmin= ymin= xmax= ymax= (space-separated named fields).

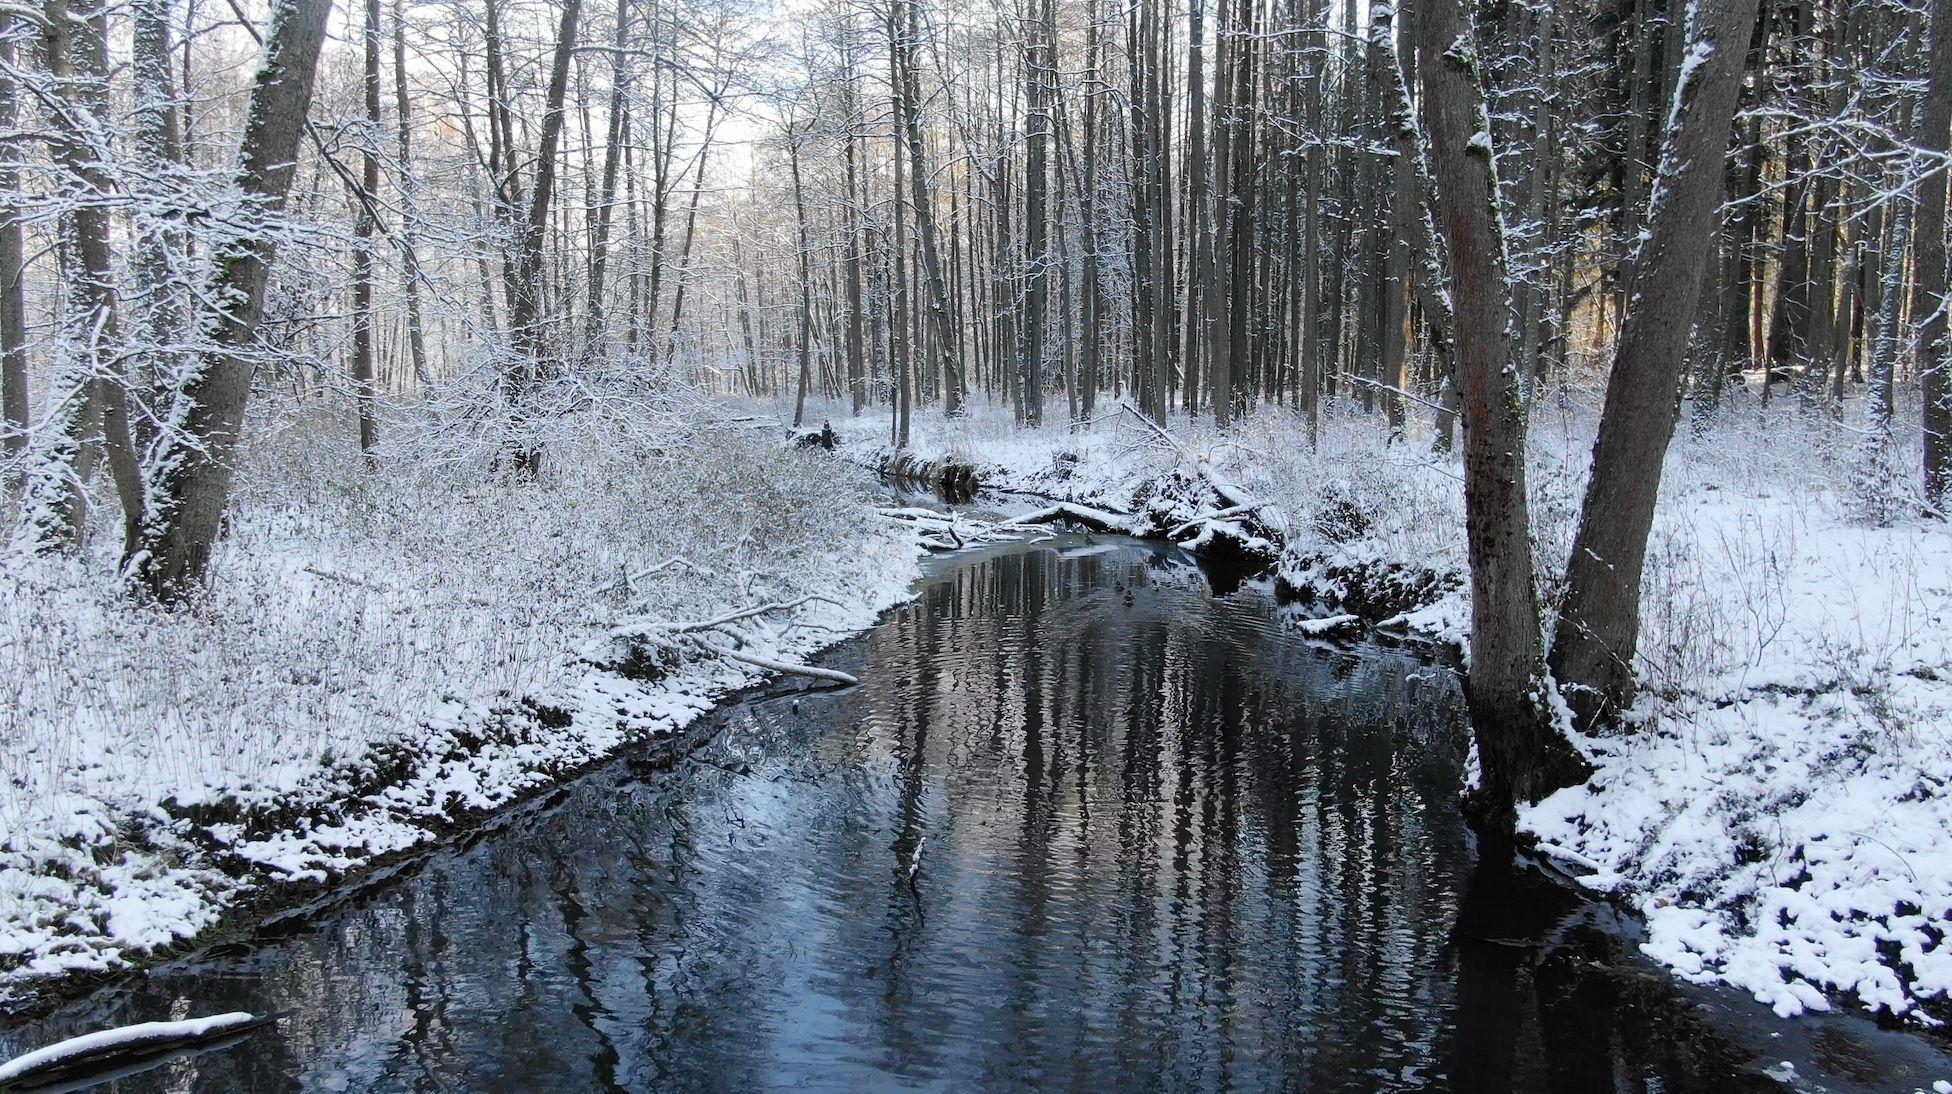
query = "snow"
xmin=812 ymin=392 xmax=1952 ymax=1026
xmin=6 ymin=376 xmax=1951 ymax=1032
xmin=0 ymin=392 xmax=922 ymax=1004
xmin=1293 ymin=613 xmax=1362 ymax=636
xmin=0 ymin=1011 xmax=258 ymax=1083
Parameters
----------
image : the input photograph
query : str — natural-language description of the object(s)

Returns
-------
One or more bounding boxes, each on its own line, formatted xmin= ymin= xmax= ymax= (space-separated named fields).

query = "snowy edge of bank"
xmin=0 ymin=482 xmax=924 ymax=1015
xmin=826 ymin=407 xmax=1952 ymax=1029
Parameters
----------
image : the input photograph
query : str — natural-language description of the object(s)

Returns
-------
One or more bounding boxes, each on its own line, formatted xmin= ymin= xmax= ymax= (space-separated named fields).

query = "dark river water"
xmin=4 ymin=539 xmax=1948 ymax=1091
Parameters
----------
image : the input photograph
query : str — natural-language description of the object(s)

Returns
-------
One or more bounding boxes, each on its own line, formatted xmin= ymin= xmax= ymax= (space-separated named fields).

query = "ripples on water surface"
xmin=5 ymin=540 xmax=1939 ymax=1091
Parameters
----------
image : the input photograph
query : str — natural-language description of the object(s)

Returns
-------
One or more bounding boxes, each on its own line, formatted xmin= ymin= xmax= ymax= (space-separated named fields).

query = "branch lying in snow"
xmin=602 ymin=596 xmax=859 ymax=685
xmin=597 ymin=556 xmax=717 ymax=596
xmin=1118 ymin=403 xmax=1276 ymax=530
xmin=663 ymin=594 xmax=848 ymax=635
xmin=0 ymin=1013 xmax=269 ymax=1088
xmin=999 ymin=503 xmax=1138 ymax=535
xmin=1291 ymin=613 xmax=1362 ymax=636
xmin=1167 ymin=502 xmax=1267 ymax=539
xmin=688 ymin=635 xmax=859 ymax=685
xmin=877 ymin=503 xmax=1137 ymax=552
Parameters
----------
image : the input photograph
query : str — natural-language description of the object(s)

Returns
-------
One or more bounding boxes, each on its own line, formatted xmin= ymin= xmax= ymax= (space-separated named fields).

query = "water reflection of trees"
xmin=3 ymin=543 xmax=1780 ymax=1091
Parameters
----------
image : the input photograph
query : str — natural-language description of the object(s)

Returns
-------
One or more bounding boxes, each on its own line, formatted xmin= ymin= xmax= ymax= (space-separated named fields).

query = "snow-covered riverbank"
xmin=7 ymin=384 xmax=1948 ymax=1034
xmin=0 ymin=398 xmax=921 ymax=1010
xmin=811 ymin=396 xmax=1952 ymax=1028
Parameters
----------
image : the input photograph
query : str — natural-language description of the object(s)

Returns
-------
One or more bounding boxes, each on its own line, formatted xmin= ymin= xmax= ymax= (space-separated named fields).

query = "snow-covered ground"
xmin=800 ymin=392 xmax=1952 ymax=1027
xmin=6 ymin=379 xmax=1948 ymax=1033
xmin=0 ymin=391 xmax=920 ymax=1006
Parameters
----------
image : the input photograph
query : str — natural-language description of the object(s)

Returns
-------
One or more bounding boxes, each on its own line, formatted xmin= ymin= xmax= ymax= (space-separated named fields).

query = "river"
xmin=2 ymin=537 xmax=1944 ymax=1091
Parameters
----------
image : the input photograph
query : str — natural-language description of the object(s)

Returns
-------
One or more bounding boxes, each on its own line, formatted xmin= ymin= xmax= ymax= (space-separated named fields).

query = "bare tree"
xmin=1915 ymin=0 xmax=1952 ymax=507
xmin=0 ymin=12 xmax=26 ymax=466
xmin=130 ymin=0 xmax=337 ymax=598
xmin=1551 ymin=0 xmax=1767 ymax=728
xmin=1414 ymin=0 xmax=1588 ymax=826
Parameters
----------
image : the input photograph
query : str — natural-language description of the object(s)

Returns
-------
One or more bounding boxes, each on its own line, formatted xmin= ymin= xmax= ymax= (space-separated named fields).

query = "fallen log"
xmin=1292 ymin=613 xmax=1362 ymax=636
xmin=999 ymin=502 xmax=1137 ymax=536
xmin=1119 ymin=403 xmax=1275 ymax=531
xmin=0 ymin=1013 xmax=271 ymax=1090
xmin=596 ymin=597 xmax=859 ymax=686
xmin=689 ymin=636 xmax=858 ymax=686
xmin=881 ymin=452 xmax=981 ymax=501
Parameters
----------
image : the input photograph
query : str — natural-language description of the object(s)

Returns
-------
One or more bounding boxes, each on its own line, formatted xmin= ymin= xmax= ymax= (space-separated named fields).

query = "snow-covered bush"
xmin=0 ymin=380 xmax=916 ymax=989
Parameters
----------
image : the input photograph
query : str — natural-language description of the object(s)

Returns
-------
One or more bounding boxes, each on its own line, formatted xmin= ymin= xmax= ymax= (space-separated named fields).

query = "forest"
xmin=1 ymin=0 xmax=1951 ymax=1086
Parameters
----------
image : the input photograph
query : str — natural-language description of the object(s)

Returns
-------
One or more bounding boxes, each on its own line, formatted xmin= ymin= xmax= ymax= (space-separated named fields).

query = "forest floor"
xmin=4 ymin=382 xmax=1948 ymax=1035
xmin=801 ymin=391 xmax=1952 ymax=1029
xmin=0 ymin=391 xmax=921 ymax=1011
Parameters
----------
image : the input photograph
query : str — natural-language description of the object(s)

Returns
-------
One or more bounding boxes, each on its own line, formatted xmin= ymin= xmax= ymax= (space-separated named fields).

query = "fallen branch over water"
xmin=0 ymin=1013 xmax=270 ymax=1090
xmin=1291 ymin=613 xmax=1362 ymax=636
xmin=689 ymin=636 xmax=859 ymax=686
xmin=1001 ymin=503 xmax=1137 ymax=535
xmin=877 ymin=502 xmax=1138 ymax=552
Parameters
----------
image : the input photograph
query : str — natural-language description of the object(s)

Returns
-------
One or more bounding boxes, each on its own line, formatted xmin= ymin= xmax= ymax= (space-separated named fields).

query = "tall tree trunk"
xmin=18 ymin=0 xmax=141 ymax=550
xmin=352 ymin=0 xmax=382 ymax=456
xmin=0 ymin=12 xmax=27 ymax=466
xmin=894 ymin=0 xmax=965 ymax=415
xmin=131 ymin=0 xmax=336 ymax=598
xmin=584 ymin=0 xmax=632 ymax=353
xmin=840 ymin=41 xmax=869 ymax=415
xmin=790 ymin=128 xmax=816 ymax=429
xmin=504 ymin=0 xmax=584 ymax=472
xmin=1416 ymin=0 xmax=1590 ymax=827
xmin=391 ymin=0 xmax=430 ymax=387
xmin=661 ymin=89 xmax=725 ymax=345
xmin=1551 ymin=0 xmax=1765 ymax=728
xmin=1916 ymin=0 xmax=1952 ymax=507
xmin=1020 ymin=0 xmax=1050 ymax=426
xmin=130 ymin=0 xmax=186 ymax=416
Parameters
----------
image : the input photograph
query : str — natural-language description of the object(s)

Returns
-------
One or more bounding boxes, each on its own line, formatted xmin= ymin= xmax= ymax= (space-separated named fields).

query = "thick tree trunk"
xmin=503 ymin=0 xmax=583 ymax=471
xmin=18 ymin=0 xmax=141 ymax=550
xmin=1916 ymin=0 xmax=1952 ymax=507
xmin=129 ymin=0 xmax=336 ymax=598
xmin=1551 ymin=0 xmax=1764 ymax=727
xmin=1416 ymin=0 xmax=1589 ymax=827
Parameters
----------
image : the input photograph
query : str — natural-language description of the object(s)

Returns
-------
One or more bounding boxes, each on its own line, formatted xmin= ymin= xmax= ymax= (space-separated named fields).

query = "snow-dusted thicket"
xmin=0 ymin=390 xmax=917 ymax=1001
xmin=809 ymin=394 xmax=1952 ymax=1025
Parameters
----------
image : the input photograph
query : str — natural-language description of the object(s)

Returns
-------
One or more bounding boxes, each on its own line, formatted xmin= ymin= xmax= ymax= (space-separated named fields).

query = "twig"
xmin=688 ymin=636 xmax=858 ymax=686
xmin=598 ymin=556 xmax=715 ymax=595
xmin=1167 ymin=502 xmax=1266 ymax=538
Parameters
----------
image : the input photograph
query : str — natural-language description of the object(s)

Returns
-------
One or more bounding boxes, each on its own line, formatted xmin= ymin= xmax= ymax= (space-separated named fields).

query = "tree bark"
xmin=894 ymin=0 xmax=964 ymax=415
xmin=130 ymin=0 xmax=187 ymax=416
xmin=0 ymin=12 xmax=27 ymax=466
xmin=1416 ymin=0 xmax=1589 ymax=827
xmin=391 ymin=0 xmax=430 ymax=386
xmin=352 ymin=0 xmax=382 ymax=456
xmin=19 ymin=0 xmax=141 ymax=550
xmin=130 ymin=0 xmax=336 ymax=598
xmin=1551 ymin=0 xmax=1765 ymax=727
xmin=503 ymin=0 xmax=584 ymax=472
xmin=1916 ymin=0 xmax=1952 ymax=507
